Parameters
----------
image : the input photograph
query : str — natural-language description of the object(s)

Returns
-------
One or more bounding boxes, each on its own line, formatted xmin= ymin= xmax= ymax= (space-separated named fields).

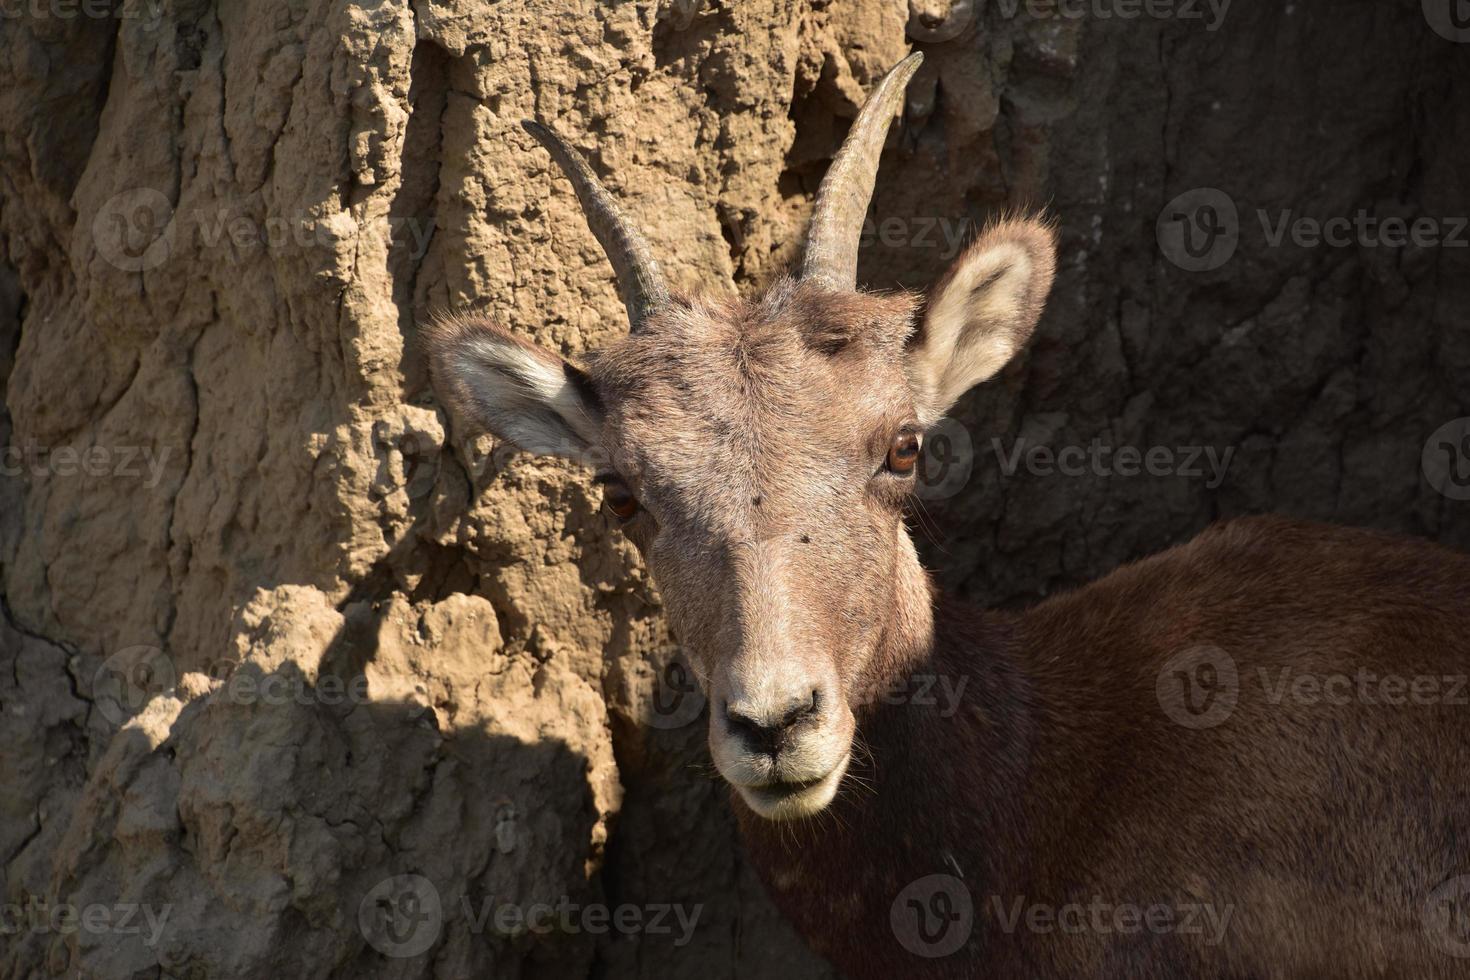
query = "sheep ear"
xmin=423 ymin=316 xmax=602 ymax=460
xmin=906 ymin=218 xmax=1056 ymax=425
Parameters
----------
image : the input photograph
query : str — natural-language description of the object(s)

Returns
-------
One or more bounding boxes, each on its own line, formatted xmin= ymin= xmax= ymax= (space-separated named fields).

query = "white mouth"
xmin=735 ymin=752 xmax=852 ymax=821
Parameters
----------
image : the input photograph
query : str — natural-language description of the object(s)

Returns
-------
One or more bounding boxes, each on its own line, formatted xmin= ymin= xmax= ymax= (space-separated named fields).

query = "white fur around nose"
xmin=722 ymin=538 xmax=819 ymax=725
xmin=709 ymin=537 xmax=854 ymax=803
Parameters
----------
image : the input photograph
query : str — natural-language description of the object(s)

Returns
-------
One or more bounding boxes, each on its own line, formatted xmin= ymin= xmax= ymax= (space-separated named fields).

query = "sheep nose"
xmin=724 ymin=688 xmax=822 ymax=757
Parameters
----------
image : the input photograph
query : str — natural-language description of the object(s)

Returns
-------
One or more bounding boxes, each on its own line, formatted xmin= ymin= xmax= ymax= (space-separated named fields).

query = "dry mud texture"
xmin=0 ymin=0 xmax=1466 ymax=977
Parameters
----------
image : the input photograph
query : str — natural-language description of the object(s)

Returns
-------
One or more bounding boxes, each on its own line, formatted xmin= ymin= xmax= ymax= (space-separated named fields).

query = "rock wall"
xmin=0 ymin=0 xmax=1465 ymax=977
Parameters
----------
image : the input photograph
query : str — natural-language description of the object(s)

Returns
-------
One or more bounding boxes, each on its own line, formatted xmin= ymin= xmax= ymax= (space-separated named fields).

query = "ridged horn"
xmin=521 ymin=119 xmax=671 ymax=329
xmin=800 ymin=52 xmax=925 ymax=290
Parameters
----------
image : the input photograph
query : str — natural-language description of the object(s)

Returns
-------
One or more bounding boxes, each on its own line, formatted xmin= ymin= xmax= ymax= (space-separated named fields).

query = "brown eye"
xmin=887 ymin=431 xmax=920 ymax=475
xmin=601 ymin=479 xmax=639 ymax=521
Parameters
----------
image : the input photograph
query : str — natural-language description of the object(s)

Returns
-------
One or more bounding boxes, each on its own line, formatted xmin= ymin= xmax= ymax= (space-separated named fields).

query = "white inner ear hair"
xmin=460 ymin=336 xmax=600 ymax=456
xmin=910 ymin=242 xmax=1031 ymax=419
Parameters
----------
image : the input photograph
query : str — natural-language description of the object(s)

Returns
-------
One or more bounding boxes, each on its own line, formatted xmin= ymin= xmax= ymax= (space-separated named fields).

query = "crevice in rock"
xmin=0 ymin=262 xmax=24 ymax=427
xmin=390 ymin=37 xmax=452 ymax=402
xmin=0 ymin=265 xmax=26 ymax=581
xmin=161 ymin=313 xmax=207 ymax=653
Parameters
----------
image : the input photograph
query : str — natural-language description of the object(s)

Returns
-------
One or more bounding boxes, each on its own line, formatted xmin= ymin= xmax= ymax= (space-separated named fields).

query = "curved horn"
xmin=800 ymin=52 xmax=924 ymax=291
xmin=521 ymin=119 xmax=671 ymax=329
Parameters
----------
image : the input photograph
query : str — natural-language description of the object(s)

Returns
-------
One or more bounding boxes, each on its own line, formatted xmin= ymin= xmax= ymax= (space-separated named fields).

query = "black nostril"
xmin=725 ymin=691 xmax=822 ymax=757
xmin=777 ymin=690 xmax=819 ymax=730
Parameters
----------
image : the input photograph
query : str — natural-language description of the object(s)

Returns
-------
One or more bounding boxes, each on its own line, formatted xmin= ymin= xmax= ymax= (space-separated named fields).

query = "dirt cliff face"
xmin=0 ymin=0 xmax=1465 ymax=976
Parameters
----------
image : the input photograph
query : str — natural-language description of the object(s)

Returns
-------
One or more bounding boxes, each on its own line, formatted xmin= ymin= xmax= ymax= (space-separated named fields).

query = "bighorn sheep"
xmin=425 ymin=53 xmax=1470 ymax=978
